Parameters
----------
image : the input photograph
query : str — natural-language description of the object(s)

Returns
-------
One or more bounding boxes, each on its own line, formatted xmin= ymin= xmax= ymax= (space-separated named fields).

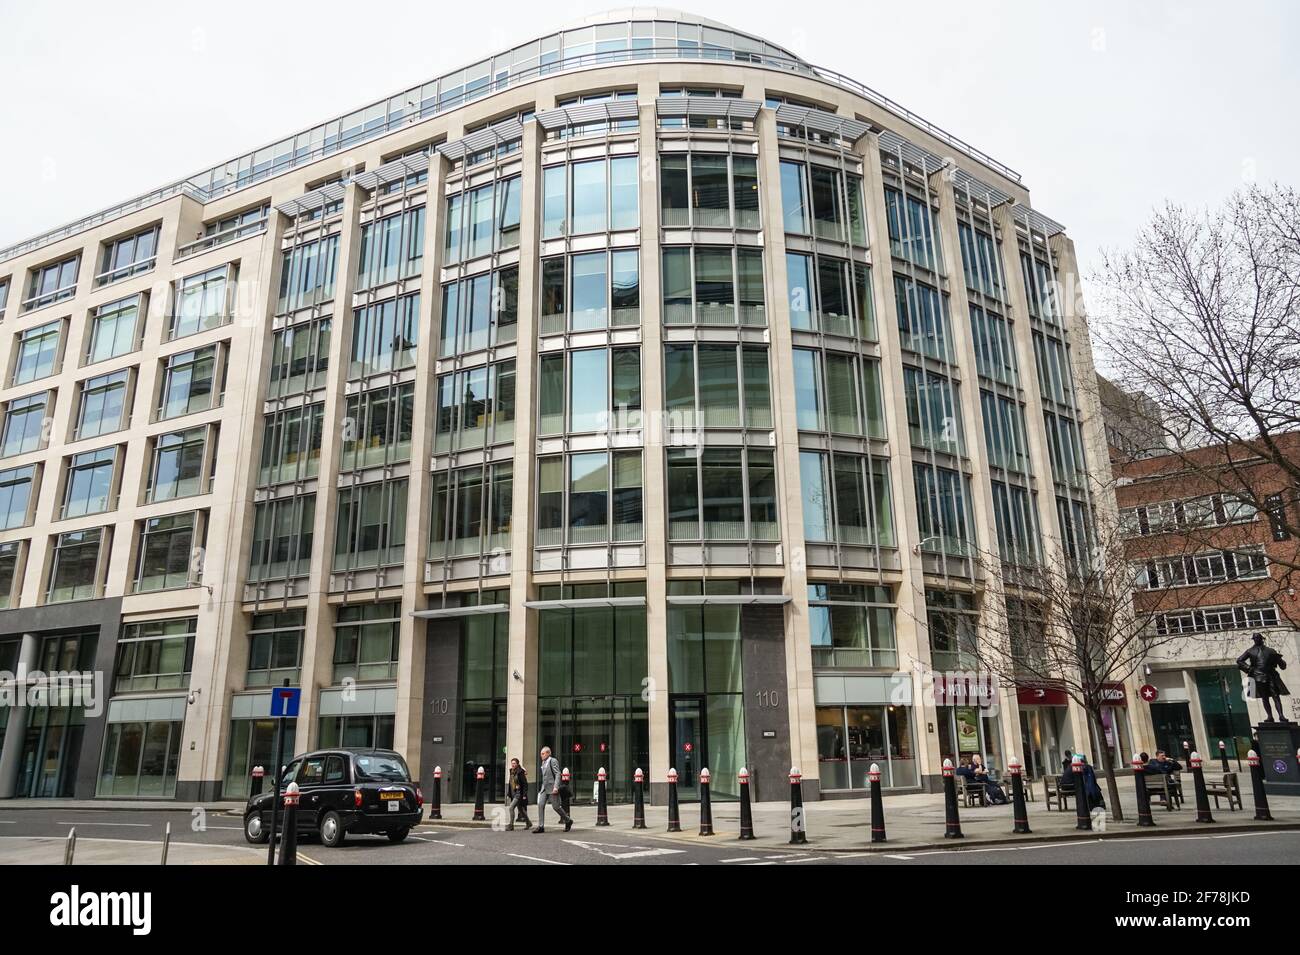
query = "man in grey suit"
xmin=533 ymin=746 xmax=573 ymax=833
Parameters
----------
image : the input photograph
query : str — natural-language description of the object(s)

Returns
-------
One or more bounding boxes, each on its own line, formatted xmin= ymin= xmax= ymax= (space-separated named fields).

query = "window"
xmin=913 ymin=464 xmax=974 ymax=557
xmin=661 ymin=246 xmax=765 ymax=326
xmin=24 ymin=255 xmax=79 ymax=311
xmin=171 ymin=266 xmax=231 ymax=339
xmin=792 ymin=349 xmax=884 ymax=437
xmin=74 ymin=369 xmax=129 ymax=440
xmin=134 ymin=512 xmax=202 ymax=593
xmin=1 ymin=392 xmax=50 ymax=457
xmin=1056 ymin=495 xmax=1094 ymax=572
xmin=12 ymin=319 xmax=63 ymax=385
xmin=433 ymin=360 xmax=515 ymax=452
xmin=278 ymin=234 xmax=339 ymax=312
xmin=1154 ymin=602 xmax=1280 ymax=636
xmin=540 ymin=250 xmax=640 ymax=334
xmin=1043 ymin=411 xmax=1086 ymax=487
xmin=1020 ymin=252 xmax=1059 ymax=324
xmin=357 ymin=206 xmax=425 ymax=288
xmin=903 ymin=367 xmax=964 ymax=454
xmin=659 ymin=153 xmax=760 ymax=229
xmin=267 ymin=316 xmax=331 ymax=397
xmin=1137 ymin=546 xmax=1269 ymax=590
xmin=894 ymin=277 xmax=952 ymax=362
xmin=333 ymin=602 xmax=401 ymax=682
xmin=86 ymin=295 xmax=141 ymax=364
xmin=785 ymin=252 xmax=874 ymax=338
xmin=62 ymin=448 xmax=117 ymax=519
xmin=113 ymin=618 xmax=195 ymax=693
xmin=957 ymin=221 xmax=1004 ymax=299
xmin=991 ymin=480 xmax=1041 ymax=566
xmin=536 ymin=451 xmax=643 ymax=546
xmin=799 ymin=451 xmax=895 ymax=546
xmin=808 ymin=584 xmax=896 ymax=668
xmin=98 ymin=226 xmax=159 ymax=285
xmin=0 ymin=465 xmax=36 ymax=529
xmin=148 ymin=426 xmax=212 ymax=502
xmin=981 ymin=391 xmax=1030 ymax=473
xmin=666 ymin=447 xmax=777 ymax=541
xmin=537 ymin=347 xmax=641 ymax=435
xmin=246 ymin=611 xmax=305 ymax=687
xmin=926 ymin=590 xmax=979 ymax=671
xmin=0 ymin=277 xmax=9 ymax=321
xmin=158 ymin=345 xmax=220 ymax=419
xmin=445 ymin=176 xmax=521 ymax=263
xmin=440 ymin=266 xmax=518 ymax=355
xmin=663 ymin=343 xmax=771 ymax=430
xmin=0 ymin=541 xmax=21 ymax=609
xmin=259 ymin=403 xmax=324 ymax=484
xmin=342 ymin=383 xmax=414 ymax=469
xmin=47 ymin=528 xmax=104 ymax=602
xmin=333 ymin=479 xmax=408 ymax=570
xmin=429 ymin=462 xmax=513 ymax=558
xmin=249 ymin=494 xmax=316 ymax=581
xmin=885 ymin=187 xmax=939 ymax=270
xmin=969 ymin=305 xmax=1017 ymax=386
xmin=350 ymin=293 xmax=419 ymax=376
xmin=540 ymin=157 xmax=637 ymax=239
xmin=1032 ymin=331 xmax=1072 ymax=405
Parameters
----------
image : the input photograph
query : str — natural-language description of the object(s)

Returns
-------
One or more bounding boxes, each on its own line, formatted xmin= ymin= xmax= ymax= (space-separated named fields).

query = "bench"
xmin=955 ymin=773 xmax=987 ymax=807
xmin=1143 ymin=771 xmax=1182 ymax=810
xmin=1206 ymin=772 xmax=1242 ymax=811
xmin=1044 ymin=774 xmax=1074 ymax=811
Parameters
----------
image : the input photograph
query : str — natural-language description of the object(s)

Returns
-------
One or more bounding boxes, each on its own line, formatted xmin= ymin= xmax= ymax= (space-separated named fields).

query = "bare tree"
xmin=1093 ymin=184 xmax=1300 ymax=578
xmin=973 ymin=518 xmax=1183 ymax=822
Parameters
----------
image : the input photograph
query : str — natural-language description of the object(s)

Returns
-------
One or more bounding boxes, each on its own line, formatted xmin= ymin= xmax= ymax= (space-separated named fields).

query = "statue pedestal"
xmin=1256 ymin=722 xmax=1300 ymax=796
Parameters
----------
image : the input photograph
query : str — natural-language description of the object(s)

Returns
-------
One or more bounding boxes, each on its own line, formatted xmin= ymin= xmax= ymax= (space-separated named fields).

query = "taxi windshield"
xmin=354 ymin=754 xmax=410 ymax=782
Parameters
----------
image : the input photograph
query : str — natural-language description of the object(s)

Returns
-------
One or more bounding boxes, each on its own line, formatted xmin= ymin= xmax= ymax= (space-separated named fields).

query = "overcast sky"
xmin=2 ymin=0 xmax=1297 ymax=288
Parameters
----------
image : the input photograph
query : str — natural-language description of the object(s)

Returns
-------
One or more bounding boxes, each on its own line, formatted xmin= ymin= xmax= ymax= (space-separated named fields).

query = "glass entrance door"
xmin=538 ymin=695 xmax=648 ymax=803
xmin=460 ymin=700 xmax=506 ymax=803
xmin=1150 ymin=702 xmax=1194 ymax=759
xmin=670 ymin=696 xmax=705 ymax=800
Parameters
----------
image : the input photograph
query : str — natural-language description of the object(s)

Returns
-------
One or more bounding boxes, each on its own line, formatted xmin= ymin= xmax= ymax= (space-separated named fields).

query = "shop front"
xmin=813 ymin=673 xmax=918 ymax=790
xmin=1017 ymin=682 xmax=1074 ymax=780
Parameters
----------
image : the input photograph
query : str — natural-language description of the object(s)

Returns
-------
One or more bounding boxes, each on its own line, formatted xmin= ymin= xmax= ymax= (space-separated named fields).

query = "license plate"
xmin=379 ymin=791 xmax=403 ymax=800
xmin=388 ymin=801 xmax=400 ymax=812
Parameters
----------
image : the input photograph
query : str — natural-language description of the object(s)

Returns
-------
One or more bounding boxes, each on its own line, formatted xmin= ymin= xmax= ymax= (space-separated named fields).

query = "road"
xmin=1 ymin=808 xmax=1296 ymax=865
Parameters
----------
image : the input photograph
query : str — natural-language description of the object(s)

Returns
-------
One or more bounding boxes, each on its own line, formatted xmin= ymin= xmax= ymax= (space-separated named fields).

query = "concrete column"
xmin=0 ymin=632 xmax=40 ymax=798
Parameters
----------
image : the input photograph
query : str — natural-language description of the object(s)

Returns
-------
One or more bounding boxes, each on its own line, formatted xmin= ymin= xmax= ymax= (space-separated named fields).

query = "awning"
xmin=412 ymin=603 xmax=508 ymax=619
xmin=523 ymin=596 xmax=646 ymax=610
xmin=665 ymin=594 xmax=791 ymax=606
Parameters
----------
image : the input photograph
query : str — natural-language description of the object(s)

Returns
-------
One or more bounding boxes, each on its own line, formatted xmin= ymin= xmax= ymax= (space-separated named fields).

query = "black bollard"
xmin=698 ymin=768 xmax=714 ymax=835
xmin=737 ymin=767 xmax=755 ymax=840
xmin=1071 ymin=756 xmax=1091 ymax=831
xmin=632 ymin=768 xmax=647 ymax=829
xmin=1009 ymin=756 xmax=1031 ymax=834
xmin=788 ymin=767 xmax=807 ymax=844
xmin=250 ymin=765 xmax=264 ymax=798
xmin=1218 ymin=740 xmax=1231 ymax=775
xmin=595 ymin=767 xmax=610 ymax=826
xmin=472 ymin=765 xmax=486 ymax=821
xmin=1132 ymin=754 xmax=1155 ymax=827
xmin=1189 ymin=752 xmax=1214 ymax=823
xmin=868 ymin=763 xmax=886 ymax=843
xmin=666 ymin=768 xmax=681 ymax=832
xmin=941 ymin=759 xmax=963 ymax=838
xmin=1247 ymin=749 xmax=1273 ymax=821
xmin=429 ymin=765 xmax=443 ymax=820
xmin=277 ymin=784 xmax=299 ymax=866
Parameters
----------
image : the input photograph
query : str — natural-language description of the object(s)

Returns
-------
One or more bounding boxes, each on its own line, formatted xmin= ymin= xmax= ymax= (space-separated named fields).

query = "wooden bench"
xmin=1143 ymin=771 xmax=1182 ymax=810
xmin=1044 ymin=774 xmax=1074 ymax=811
xmin=1206 ymin=772 xmax=1242 ymax=811
xmin=955 ymin=773 xmax=987 ymax=807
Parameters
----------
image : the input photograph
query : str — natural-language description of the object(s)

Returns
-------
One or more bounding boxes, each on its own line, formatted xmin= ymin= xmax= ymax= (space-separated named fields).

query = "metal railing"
xmin=0 ymin=44 xmax=1023 ymax=266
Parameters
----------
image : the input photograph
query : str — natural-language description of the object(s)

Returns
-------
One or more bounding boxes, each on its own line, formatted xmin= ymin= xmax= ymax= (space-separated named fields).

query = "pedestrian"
xmin=971 ymin=754 xmax=1008 ymax=805
xmin=505 ymin=757 xmax=531 ymax=831
xmin=1075 ymin=753 xmax=1105 ymax=810
xmin=533 ymin=746 xmax=573 ymax=833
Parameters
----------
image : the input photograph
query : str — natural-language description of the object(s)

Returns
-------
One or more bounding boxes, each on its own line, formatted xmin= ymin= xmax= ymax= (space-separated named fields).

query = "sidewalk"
xmin=0 ymin=799 xmax=244 ymax=812
xmin=424 ymin=778 xmax=1300 ymax=852
xmin=0 ymin=837 xmax=267 ymax=865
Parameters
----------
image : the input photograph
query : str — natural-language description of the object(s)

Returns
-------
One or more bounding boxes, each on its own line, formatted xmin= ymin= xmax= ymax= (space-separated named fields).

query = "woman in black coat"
xmin=505 ymin=758 xmax=531 ymax=831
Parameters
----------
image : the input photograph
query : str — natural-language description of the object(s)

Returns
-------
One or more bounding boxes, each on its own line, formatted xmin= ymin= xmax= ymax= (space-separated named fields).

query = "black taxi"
xmin=243 ymin=748 xmax=423 ymax=848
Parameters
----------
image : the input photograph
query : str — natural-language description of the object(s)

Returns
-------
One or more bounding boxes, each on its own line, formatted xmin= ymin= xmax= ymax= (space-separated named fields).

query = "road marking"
xmin=884 ymin=853 xmax=915 ymax=860
xmin=0 ymin=821 xmax=16 ymax=825
xmin=504 ymin=852 xmax=570 ymax=865
xmin=562 ymin=839 xmax=685 ymax=859
xmin=205 ymin=825 xmax=243 ymax=831
xmin=55 ymin=821 xmax=150 ymax=827
xmin=410 ymin=836 xmax=465 ymax=846
xmin=782 ymin=855 xmax=824 ymax=862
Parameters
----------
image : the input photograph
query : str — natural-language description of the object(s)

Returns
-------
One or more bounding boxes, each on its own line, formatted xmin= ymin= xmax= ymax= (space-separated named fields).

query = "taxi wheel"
xmin=387 ymin=827 xmax=410 ymax=843
xmin=319 ymin=810 xmax=346 ymax=848
xmin=244 ymin=812 xmax=268 ymax=844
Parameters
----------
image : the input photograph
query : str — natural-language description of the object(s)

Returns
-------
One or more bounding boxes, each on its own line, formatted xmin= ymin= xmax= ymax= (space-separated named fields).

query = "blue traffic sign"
xmin=270 ymin=687 xmax=301 ymax=718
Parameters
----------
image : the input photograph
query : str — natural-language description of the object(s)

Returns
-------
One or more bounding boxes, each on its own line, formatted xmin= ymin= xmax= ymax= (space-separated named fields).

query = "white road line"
xmin=205 ymin=825 xmax=243 ymax=831
xmin=884 ymin=853 xmax=915 ymax=860
xmin=55 ymin=821 xmax=150 ymax=827
xmin=720 ymin=857 xmax=756 ymax=863
xmin=782 ymin=855 xmax=824 ymax=863
xmin=504 ymin=852 xmax=570 ymax=865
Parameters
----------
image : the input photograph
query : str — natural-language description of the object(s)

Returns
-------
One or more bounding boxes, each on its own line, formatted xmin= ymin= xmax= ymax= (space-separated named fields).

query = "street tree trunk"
xmin=1088 ymin=708 xmax=1125 ymax=823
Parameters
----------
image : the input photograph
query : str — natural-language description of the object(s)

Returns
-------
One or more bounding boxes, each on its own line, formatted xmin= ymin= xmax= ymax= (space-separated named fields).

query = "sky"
xmin=1 ymin=0 xmax=1297 ymax=290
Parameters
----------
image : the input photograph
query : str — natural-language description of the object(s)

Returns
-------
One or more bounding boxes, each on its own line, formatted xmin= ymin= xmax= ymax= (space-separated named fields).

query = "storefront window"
xmin=816 ymin=703 xmax=917 ymax=789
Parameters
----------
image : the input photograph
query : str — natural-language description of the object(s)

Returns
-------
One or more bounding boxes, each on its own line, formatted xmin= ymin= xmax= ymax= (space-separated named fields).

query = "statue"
xmin=1237 ymin=633 xmax=1291 ymax=723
